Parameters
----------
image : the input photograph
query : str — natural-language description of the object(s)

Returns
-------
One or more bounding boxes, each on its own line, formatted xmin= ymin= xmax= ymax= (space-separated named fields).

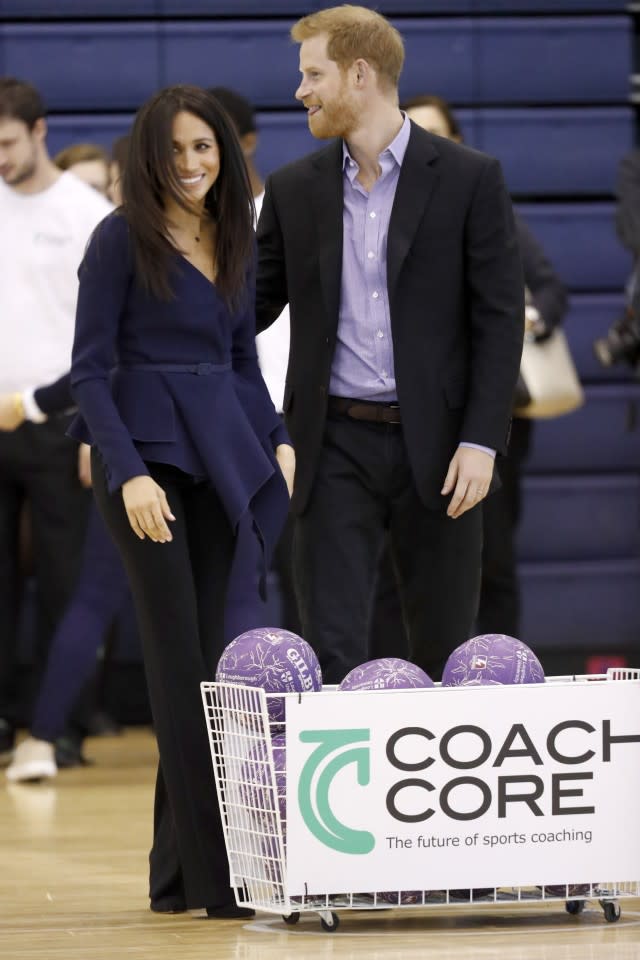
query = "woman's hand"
xmin=122 ymin=475 xmax=176 ymax=542
xmin=0 ymin=393 xmax=25 ymax=431
xmin=77 ymin=443 xmax=92 ymax=488
xmin=276 ymin=443 xmax=295 ymax=498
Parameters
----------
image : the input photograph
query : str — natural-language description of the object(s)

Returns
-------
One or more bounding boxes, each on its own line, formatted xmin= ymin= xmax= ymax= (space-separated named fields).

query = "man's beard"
xmin=3 ymin=152 xmax=38 ymax=188
xmin=308 ymin=90 xmax=359 ymax=141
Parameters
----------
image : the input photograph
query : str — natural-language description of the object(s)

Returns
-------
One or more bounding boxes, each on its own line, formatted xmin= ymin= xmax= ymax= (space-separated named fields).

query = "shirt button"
xmin=369 ymin=211 xmax=376 ymax=219
xmin=367 ymin=251 xmax=375 ymax=260
xmin=381 ymin=369 xmax=388 ymax=377
xmin=372 ymin=291 xmax=379 ymax=300
xmin=377 ymin=330 xmax=384 ymax=339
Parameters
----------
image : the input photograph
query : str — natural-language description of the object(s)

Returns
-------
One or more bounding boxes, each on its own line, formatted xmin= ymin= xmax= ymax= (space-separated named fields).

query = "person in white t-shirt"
xmin=208 ymin=87 xmax=301 ymax=637
xmin=0 ymin=77 xmax=112 ymax=763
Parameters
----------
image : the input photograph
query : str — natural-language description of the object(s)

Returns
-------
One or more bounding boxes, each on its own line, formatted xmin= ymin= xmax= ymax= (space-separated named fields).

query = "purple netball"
xmin=339 ymin=657 xmax=434 ymax=691
xmin=377 ymin=890 xmax=432 ymax=905
xmin=241 ymin=732 xmax=287 ymax=832
xmin=216 ymin=627 xmax=322 ymax=723
xmin=442 ymin=634 xmax=545 ymax=687
xmin=539 ymin=884 xmax=592 ymax=898
xmin=240 ymin=733 xmax=287 ymax=884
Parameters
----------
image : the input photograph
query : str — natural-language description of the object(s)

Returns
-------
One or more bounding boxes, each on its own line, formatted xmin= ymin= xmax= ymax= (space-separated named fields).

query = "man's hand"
xmin=122 ymin=475 xmax=175 ymax=542
xmin=276 ymin=443 xmax=295 ymax=498
xmin=0 ymin=393 xmax=25 ymax=431
xmin=441 ymin=446 xmax=495 ymax=519
xmin=78 ymin=443 xmax=92 ymax=488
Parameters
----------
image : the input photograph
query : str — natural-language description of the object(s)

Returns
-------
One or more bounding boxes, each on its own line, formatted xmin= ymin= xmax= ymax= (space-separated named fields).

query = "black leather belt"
xmin=328 ymin=395 xmax=402 ymax=424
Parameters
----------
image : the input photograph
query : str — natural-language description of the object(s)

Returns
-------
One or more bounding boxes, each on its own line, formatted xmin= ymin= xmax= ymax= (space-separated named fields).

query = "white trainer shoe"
xmin=6 ymin=738 xmax=57 ymax=783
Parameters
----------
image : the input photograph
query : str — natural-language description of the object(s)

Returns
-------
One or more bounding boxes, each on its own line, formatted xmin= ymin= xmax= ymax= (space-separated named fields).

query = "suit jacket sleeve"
xmin=70 ymin=214 xmax=150 ymax=490
xmin=463 ymin=157 xmax=525 ymax=451
xmin=34 ymin=372 xmax=73 ymax=415
xmin=515 ymin=212 xmax=568 ymax=331
xmin=256 ymin=176 xmax=289 ymax=335
xmin=232 ymin=260 xmax=290 ymax=449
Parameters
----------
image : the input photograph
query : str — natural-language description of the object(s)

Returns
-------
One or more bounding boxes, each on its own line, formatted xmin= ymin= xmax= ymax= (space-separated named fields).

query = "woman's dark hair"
xmin=401 ymin=94 xmax=463 ymax=141
xmin=122 ymin=84 xmax=255 ymax=310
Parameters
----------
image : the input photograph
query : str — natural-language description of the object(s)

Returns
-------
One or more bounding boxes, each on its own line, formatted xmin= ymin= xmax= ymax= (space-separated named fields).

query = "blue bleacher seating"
xmin=517 ymin=475 xmax=640 ymax=561
xmin=519 ymin=559 xmax=640 ymax=649
xmin=47 ymin=114 xmax=133 ymax=158
xmin=516 ymin=203 xmax=630 ymax=292
xmin=475 ymin=17 xmax=630 ymax=104
xmin=0 ymin=0 xmax=157 ymax=13
xmin=0 ymin=0 xmax=626 ymax=13
xmin=254 ymin=113 xmax=316 ymax=178
xmin=477 ymin=108 xmax=633 ymax=196
xmin=2 ymin=17 xmax=630 ymax=113
xmin=467 ymin=0 xmax=625 ymax=9
xmin=160 ymin=19 xmax=477 ymax=108
xmin=1 ymin=24 xmax=161 ymax=110
xmin=161 ymin=22 xmax=299 ymax=109
xmin=396 ymin=20 xmax=476 ymax=106
xmin=525 ymin=384 xmax=640 ymax=474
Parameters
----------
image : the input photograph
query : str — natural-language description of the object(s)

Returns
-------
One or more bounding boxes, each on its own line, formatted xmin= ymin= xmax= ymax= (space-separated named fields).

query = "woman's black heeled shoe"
xmin=204 ymin=904 xmax=255 ymax=919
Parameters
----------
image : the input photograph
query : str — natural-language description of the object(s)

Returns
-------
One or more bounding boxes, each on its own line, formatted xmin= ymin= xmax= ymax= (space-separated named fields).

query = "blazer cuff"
xmin=459 ymin=441 xmax=496 ymax=459
xmin=271 ymin=419 xmax=291 ymax=450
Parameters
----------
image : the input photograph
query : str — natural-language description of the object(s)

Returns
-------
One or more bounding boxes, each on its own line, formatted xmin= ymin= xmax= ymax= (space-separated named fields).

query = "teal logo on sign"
xmin=298 ymin=729 xmax=375 ymax=854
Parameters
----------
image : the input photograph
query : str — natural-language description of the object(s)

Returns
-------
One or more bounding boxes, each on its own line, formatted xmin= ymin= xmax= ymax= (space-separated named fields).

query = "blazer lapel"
xmin=311 ymin=140 xmax=344 ymax=333
xmin=387 ymin=126 xmax=440 ymax=300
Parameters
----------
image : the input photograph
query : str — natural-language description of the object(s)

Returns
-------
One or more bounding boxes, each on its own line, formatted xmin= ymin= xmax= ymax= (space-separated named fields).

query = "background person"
xmin=0 ymin=77 xmax=111 ymax=764
xmin=54 ymin=141 xmax=110 ymax=196
xmin=0 ymin=371 xmax=129 ymax=783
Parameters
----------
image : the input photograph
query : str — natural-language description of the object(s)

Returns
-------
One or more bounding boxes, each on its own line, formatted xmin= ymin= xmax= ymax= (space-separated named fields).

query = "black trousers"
xmin=294 ymin=414 xmax=483 ymax=685
xmin=475 ymin=418 xmax=531 ymax=637
xmin=0 ymin=419 xmax=89 ymax=725
xmin=92 ymin=454 xmax=235 ymax=910
xmin=369 ymin=419 xmax=532 ymax=655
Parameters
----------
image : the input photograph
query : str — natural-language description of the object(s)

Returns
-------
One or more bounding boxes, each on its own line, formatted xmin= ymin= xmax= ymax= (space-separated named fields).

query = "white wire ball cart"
xmin=201 ymin=669 xmax=640 ymax=932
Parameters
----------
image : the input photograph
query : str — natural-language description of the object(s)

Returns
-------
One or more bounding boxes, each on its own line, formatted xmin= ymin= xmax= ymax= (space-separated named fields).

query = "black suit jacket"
xmin=256 ymin=122 xmax=524 ymax=514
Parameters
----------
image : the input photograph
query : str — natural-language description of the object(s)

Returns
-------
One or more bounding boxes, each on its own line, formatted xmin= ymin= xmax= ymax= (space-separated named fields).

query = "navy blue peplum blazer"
xmin=69 ymin=211 xmax=290 ymax=563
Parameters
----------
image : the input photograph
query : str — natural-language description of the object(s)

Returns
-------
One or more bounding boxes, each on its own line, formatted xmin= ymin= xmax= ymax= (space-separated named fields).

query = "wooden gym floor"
xmin=1 ymin=729 xmax=638 ymax=960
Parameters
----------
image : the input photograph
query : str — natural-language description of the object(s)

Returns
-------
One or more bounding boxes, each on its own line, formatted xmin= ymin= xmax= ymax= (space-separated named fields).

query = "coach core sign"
xmin=285 ymin=682 xmax=640 ymax=894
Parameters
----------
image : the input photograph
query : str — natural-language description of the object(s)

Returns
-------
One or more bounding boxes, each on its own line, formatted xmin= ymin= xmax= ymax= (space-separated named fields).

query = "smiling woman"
xmin=68 ymin=84 xmax=294 ymax=919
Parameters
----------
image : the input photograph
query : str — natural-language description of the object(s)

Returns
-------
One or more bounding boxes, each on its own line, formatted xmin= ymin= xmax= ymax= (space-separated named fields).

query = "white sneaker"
xmin=6 ymin=738 xmax=57 ymax=783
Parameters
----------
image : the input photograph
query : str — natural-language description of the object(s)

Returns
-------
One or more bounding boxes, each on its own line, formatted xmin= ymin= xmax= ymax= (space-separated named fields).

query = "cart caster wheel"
xmin=602 ymin=901 xmax=621 ymax=923
xmin=282 ymin=912 xmax=300 ymax=925
xmin=565 ymin=900 xmax=585 ymax=915
xmin=319 ymin=911 xmax=340 ymax=932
